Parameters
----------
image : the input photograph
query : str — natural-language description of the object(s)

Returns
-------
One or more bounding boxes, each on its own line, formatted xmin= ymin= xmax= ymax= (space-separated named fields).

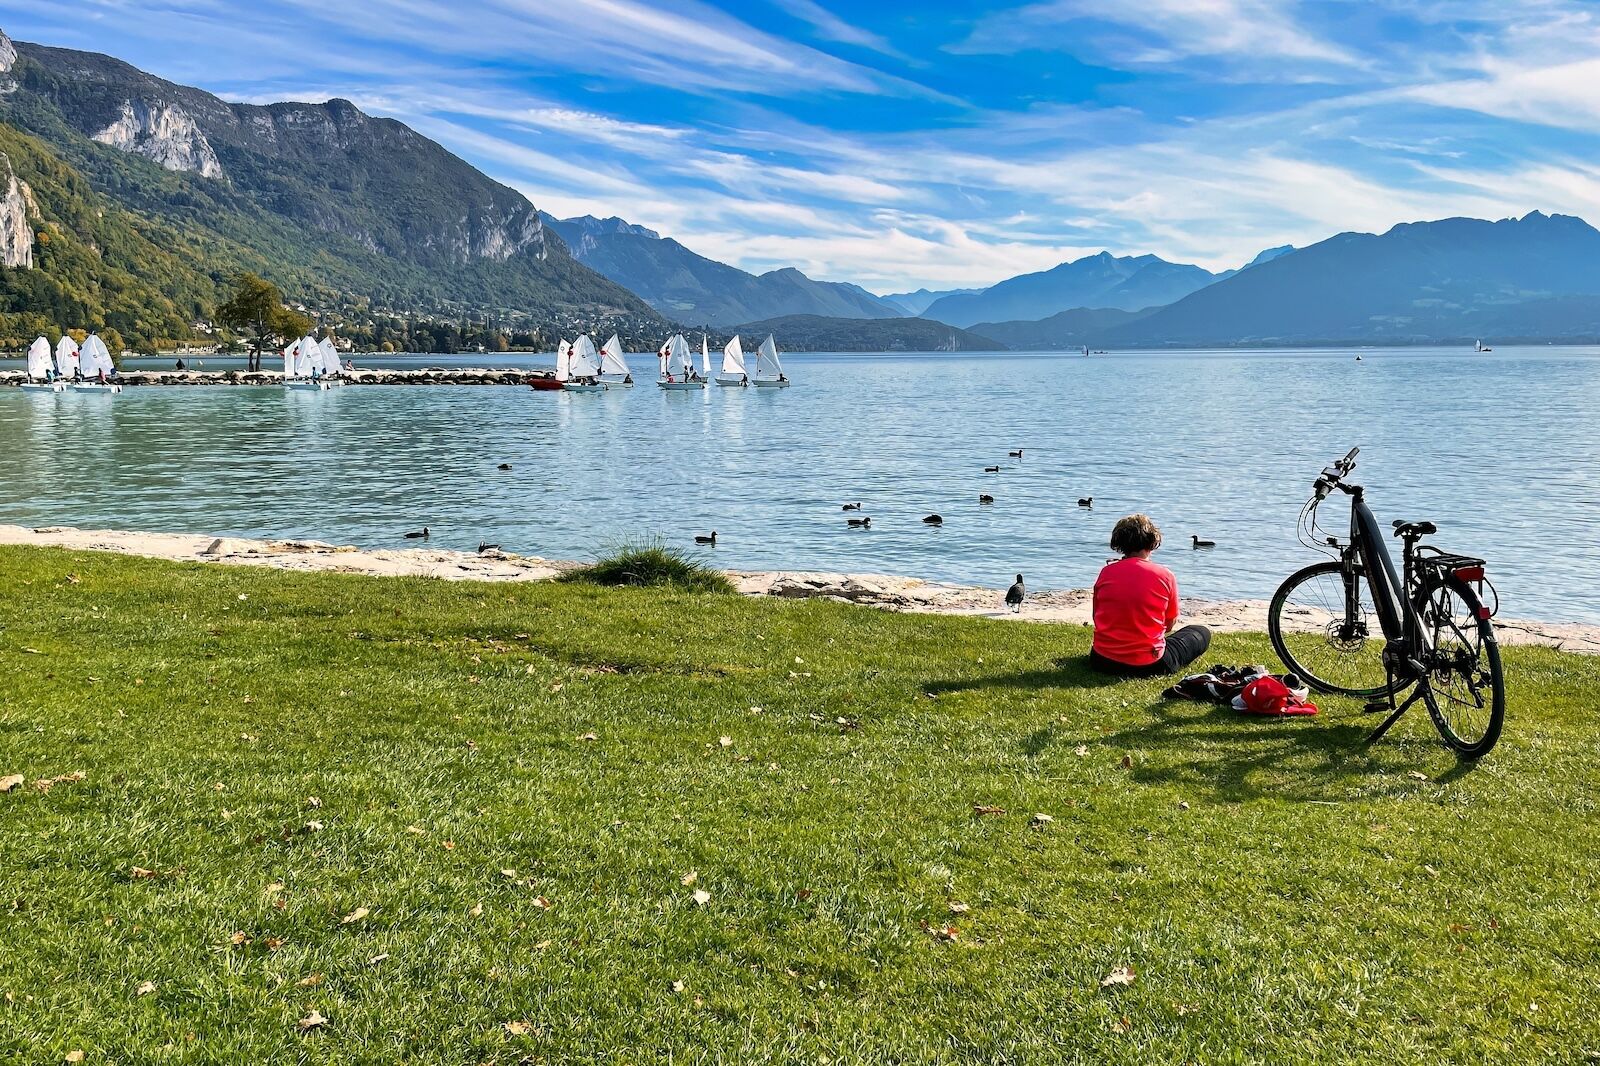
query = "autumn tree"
xmin=217 ymin=273 xmax=312 ymax=372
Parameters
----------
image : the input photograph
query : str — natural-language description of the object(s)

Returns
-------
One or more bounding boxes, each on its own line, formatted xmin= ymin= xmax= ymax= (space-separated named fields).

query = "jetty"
xmin=0 ymin=368 xmax=553 ymax=388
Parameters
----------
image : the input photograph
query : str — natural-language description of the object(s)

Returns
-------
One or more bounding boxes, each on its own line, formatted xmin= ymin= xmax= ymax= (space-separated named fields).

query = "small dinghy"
xmin=283 ymin=336 xmax=331 ymax=390
xmin=21 ymin=337 xmax=65 ymax=392
xmin=599 ymin=334 xmax=634 ymax=387
xmin=715 ymin=335 xmax=749 ymax=386
xmin=72 ymin=334 xmax=122 ymax=393
xmin=317 ymin=337 xmax=346 ymax=387
xmin=752 ymin=335 xmax=790 ymax=388
xmin=562 ymin=334 xmax=609 ymax=391
xmin=657 ymin=334 xmax=706 ymax=390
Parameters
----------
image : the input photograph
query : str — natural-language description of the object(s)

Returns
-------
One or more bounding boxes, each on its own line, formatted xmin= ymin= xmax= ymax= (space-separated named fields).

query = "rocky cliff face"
xmin=91 ymin=98 xmax=223 ymax=178
xmin=0 ymin=152 xmax=33 ymax=269
xmin=0 ymin=29 xmax=16 ymax=74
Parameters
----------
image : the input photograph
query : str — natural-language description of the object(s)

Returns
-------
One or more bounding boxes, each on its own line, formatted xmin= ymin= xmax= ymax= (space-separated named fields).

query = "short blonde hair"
xmin=1110 ymin=513 xmax=1162 ymax=555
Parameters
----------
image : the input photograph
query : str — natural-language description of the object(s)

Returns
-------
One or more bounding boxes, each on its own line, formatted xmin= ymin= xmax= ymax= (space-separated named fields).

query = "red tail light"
xmin=1477 ymin=607 xmax=1492 ymax=620
xmin=1455 ymin=566 xmax=1485 ymax=583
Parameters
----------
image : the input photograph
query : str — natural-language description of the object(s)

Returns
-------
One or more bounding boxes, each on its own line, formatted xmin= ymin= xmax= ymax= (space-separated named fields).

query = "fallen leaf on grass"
xmin=468 ymin=903 xmax=483 ymax=917
xmin=264 ymin=882 xmax=285 ymax=896
xmin=297 ymin=1009 xmax=329 ymax=1032
xmin=441 ymin=840 xmax=455 ymax=850
xmin=504 ymin=1020 xmax=535 ymax=1036
xmin=1112 ymin=1016 xmax=1132 ymax=1033
xmin=919 ymin=920 xmax=959 ymax=942
xmin=302 ymin=820 xmax=324 ymax=833
xmin=948 ymin=901 xmax=971 ymax=914
xmin=691 ymin=889 xmax=711 ymax=907
xmin=33 ymin=771 xmax=86 ymax=794
xmin=65 ymin=1052 xmax=85 ymax=1064
xmin=1030 ymin=813 xmax=1054 ymax=828
xmin=229 ymin=932 xmax=251 ymax=947
xmin=532 ymin=897 xmax=554 ymax=910
xmin=578 ymin=732 xmax=597 ymax=742
xmin=973 ymin=804 xmax=1006 ymax=816
xmin=718 ymin=736 xmax=733 ymax=748
xmin=306 ymin=796 xmax=322 ymax=809
xmin=1074 ymin=745 xmax=1089 ymax=757
xmin=136 ymin=980 xmax=157 ymax=997
xmin=0 ymin=774 xmax=23 ymax=794
xmin=1423 ymin=865 xmax=1440 ymax=878
xmin=1120 ymin=755 xmax=1133 ymax=770
xmin=297 ymin=973 xmax=323 ymax=987
xmin=1101 ymin=966 xmax=1137 ymax=989
xmin=368 ymin=953 xmax=390 ymax=966
xmin=130 ymin=867 xmax=158 ymax=880
xmin=670 ymin=979 xmax=686 ymax=994
xmin=405 ymin=825 xmax=425 ymax=835
xmin=1408 ymin=771 xmax=1430 ymax=781
xmin=500 ymin=868 xmax=518 ymax=879
xmin=680 ymin=871 xmax=698 ymax=886
xmin=340 ymin=907 xmax=370 ymax=925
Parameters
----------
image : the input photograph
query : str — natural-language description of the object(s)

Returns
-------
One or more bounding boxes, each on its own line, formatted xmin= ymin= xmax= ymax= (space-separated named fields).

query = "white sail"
xmin=319 ymin=337 xmax=342 ymax=376
xmin=570 ymin=335 xmax=601 ymax=378
xmin=720 ymin=335 xmax=745 ymax=375
xmin=54 ymin=336 xmax=80 ymax=377
xmin=82 ymin=335 xmax=115 ymax=376
xmin=755 ymin=335 xmax=783 ymax=380
xmin=701 ymin=335 xmax=711 ymax=375
xmin=294 ymin=335 xmax=320 ymax=377
xmin=668 ymin=334 xmax=694 ymax=377
xmin=282 ymin=342 xmax=297 ymax=378
xmin=599 ymin=334 xmax=629 ymax=377
xmin=555 ymin=340 xmax=572 ymax=382
xmin=27 ymin=337 xmax=52 ymax=379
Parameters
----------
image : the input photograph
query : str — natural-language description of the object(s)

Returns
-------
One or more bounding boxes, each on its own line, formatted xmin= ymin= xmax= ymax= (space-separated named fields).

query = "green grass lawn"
xmin=1 ymin=545 xmax=1597 ymax=1064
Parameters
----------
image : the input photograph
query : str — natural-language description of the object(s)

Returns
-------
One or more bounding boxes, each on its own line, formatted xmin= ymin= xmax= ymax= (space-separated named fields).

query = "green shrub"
xmin=560 ymin=539 xmax=733 ymax=594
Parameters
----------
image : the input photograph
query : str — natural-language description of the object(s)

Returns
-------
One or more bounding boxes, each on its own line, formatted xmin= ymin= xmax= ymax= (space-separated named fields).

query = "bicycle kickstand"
xmin=1364 ymin=683 xmax=1424 ymax=746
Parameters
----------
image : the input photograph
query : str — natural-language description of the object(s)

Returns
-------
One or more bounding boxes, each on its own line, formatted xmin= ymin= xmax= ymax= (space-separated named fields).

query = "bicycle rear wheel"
xmin=1268 ymin=561 xmax=1395 ymax=697
xmin=1416 ymin=573 xmax=1505 ymax=758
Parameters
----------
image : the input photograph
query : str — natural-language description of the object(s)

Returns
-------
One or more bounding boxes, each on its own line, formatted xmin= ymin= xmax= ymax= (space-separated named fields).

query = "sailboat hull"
xmin=599 ymin=375 xmax=635 ymax=388
xmin=657 ymin=380 xmax=706 ymax=391
xmin=20 ymin=381 xmax=66 ymax=393
xmin=714 ymin=375 xmax=748 ymax=387
xmin=752 ymin=379 xmax=791 ymax=389
xmin=562 ymin=382 xmax=609 ymax=392
xmin=72 ymin=382 xmax=123 ymax=394
xmin=284 ymin=379 xmax=333 ymax=391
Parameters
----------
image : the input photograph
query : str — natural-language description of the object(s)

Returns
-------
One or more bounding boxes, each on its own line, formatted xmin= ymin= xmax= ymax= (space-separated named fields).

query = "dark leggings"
xmin=1089 ymin=625 xmax=1213 ymax=678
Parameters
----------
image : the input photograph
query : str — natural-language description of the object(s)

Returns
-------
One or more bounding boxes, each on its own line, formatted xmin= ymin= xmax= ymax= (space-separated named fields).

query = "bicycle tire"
xmin=1415 ymin=573 xmax=1505 ymax=758
xmin=1268 ymin=561 xmax=1396 ymax=697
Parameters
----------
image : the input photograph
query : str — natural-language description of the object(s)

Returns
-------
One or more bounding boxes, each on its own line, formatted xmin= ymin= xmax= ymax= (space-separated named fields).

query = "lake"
xmin=3 ymin=347 xmax=1597 ymax=622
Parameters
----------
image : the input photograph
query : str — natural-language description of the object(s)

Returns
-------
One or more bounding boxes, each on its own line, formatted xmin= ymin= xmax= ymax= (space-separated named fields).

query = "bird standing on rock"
xmin=1005 ymin=574 xmax=1025 ymax=613
xmin=478 ymin=543 xmax=501 ymax=554
xmin=404 ymin=526 xmax=430 ymax=540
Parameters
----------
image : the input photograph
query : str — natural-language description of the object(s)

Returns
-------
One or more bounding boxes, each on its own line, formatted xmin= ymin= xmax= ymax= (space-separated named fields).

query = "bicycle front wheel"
xmin=1416 ymin=573 xmax=1505 ymax=758
xmin=1268 ymin=561 xmax=1394 ymax=697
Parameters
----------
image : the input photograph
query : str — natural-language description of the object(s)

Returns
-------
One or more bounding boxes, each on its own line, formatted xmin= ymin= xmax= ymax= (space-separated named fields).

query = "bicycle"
xmin=1267 ymin=448 xmax=1505 ymax=758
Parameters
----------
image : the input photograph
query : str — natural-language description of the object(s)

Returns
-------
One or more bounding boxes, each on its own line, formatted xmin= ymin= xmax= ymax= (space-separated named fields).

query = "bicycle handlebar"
xmin=1312 ymin=446 xmax=1360 ymax=501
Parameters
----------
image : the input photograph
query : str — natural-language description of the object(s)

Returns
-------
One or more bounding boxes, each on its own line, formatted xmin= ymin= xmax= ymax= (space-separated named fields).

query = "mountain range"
xmin=920 ymin=252 xmax=1224 ymax=327
xmin=542 ymin=213 xmax=903 ymax=327
xmin=0 ymin=26 xmax=661 ymax=350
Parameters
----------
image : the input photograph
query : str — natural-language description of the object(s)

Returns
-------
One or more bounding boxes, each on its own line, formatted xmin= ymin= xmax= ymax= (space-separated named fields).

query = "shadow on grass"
xmin=932 ymin=655 xmax=1473 ymax=802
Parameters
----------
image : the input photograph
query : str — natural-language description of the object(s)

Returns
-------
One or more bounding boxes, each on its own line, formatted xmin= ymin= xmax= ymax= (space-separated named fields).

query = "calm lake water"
xmin=3 ymin=347 xmax=1598 ymax=622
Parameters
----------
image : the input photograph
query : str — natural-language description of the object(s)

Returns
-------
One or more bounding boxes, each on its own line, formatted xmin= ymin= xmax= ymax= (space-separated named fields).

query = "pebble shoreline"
xmin=3 ymin=525 xmax=1595 ymax=655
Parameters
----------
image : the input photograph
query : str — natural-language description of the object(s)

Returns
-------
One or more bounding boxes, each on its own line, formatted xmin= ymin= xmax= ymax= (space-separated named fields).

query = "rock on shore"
xmin=1 ymin=368 xmax=551 ymax=387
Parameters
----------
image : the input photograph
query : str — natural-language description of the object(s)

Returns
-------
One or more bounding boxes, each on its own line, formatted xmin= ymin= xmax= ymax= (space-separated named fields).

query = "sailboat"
xmin=284 ymin=335 xmax=331 ymax=390
xmin=598 ymin=334 xmax=634 ymax=387
xmin=54 ymin=336 xmax=81 ymax=384
xmin=715 ymin=335 xmax=749 ymax=386
xmin=72 ymin=334 xmax=122 ymax=393
xmin=563 ymin=334 xmax=609 ymax=391
xmin=318 ymin=337 xmax=346 ymax=386
xmin=1475 ymin=339 xmax=1493 ymax=352
xmin=21 ymin=337 xmax=65 ymax=392
xmin=751 ymin=335 xmax=790 ymax=388
xmin=657 ymin=334 xmax=705 ymax=390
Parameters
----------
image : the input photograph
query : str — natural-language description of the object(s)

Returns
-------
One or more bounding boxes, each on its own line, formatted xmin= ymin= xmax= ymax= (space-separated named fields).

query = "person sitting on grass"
xmin=1089 ymin=513 xmax=1212 ymax=677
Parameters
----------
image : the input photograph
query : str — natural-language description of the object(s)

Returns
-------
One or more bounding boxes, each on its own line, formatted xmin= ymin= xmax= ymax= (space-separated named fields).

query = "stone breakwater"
xmin=0 ymin=368 xmax=551 ymax=387
xmin=3 ymin=525 xmax=1596 ymax=655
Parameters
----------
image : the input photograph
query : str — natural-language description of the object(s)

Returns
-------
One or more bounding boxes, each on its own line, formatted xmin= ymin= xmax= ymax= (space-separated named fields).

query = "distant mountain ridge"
xmin=542 ymin=212 xmax=905 ymax=327
xmin=729 ymin=314 xmax=1002 ymax=352
xmin=880 ymin=287 xmax=983 ymax=316
xmin=922 ymin=251 xmax=1220 ymax=327
xmin=1099 ymin=212 xmax=1600 ymax=346
xmin=0 ymin=26 xmax=662 ymax=346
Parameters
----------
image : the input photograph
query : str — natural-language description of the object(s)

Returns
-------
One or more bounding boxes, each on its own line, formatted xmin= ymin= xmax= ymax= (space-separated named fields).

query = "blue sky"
xmin=3 ymin=1 xmax=1599 ymax=292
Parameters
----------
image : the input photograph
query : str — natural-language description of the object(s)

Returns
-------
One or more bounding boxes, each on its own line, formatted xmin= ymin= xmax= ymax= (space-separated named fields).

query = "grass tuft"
xmin=561 ymin=539 xmax=734 ymax=594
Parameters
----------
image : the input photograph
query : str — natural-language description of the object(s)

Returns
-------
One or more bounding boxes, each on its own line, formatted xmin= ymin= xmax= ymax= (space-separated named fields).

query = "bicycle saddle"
xmin=1392 ymin=520 xmax=1438 ymax=538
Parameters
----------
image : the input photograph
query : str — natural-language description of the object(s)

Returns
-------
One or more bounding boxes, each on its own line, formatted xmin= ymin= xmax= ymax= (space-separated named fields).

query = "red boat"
xmin=528 ymin=374 xmax=563 ymax=391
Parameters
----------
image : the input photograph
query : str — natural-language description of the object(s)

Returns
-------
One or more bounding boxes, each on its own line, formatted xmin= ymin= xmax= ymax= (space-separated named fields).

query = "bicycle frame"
xmin=1345 ymin=487 xmax=1413 ymax=656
